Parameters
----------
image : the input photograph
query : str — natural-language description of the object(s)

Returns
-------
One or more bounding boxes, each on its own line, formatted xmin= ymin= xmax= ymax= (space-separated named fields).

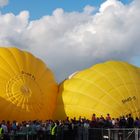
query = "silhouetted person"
xmin=127 ymin=114 xmax=134 ymax=128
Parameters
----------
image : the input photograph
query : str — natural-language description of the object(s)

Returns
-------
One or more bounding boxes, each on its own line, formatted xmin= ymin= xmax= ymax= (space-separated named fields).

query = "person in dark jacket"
xmin=127 ymin=114 xmax=134 ymax=128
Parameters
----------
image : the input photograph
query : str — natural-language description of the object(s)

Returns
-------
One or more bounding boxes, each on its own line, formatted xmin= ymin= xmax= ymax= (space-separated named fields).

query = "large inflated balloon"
xmin=0 ymin=47 xmax=58 ymax=121
xmin=54 ymin=61 xmax=140 ymax=119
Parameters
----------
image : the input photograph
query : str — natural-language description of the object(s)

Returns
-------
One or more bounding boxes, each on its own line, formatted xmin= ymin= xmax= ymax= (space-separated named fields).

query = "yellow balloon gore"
xmin=0 ymin=47 xmax=58 ymax=121
xmin=54 ymin=61 xmax=140 ymax=120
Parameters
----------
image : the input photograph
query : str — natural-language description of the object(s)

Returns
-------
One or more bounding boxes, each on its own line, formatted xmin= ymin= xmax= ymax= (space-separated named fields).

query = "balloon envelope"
xmin=0 ymin=47 xmax=58 ymax=121
xmin=54 ymin=61 xmax=140 ymax=119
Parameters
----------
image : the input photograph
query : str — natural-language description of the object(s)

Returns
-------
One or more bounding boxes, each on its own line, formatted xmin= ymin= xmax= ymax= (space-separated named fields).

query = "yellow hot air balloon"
xmin=0 ymin=47 xmax=58 ymax=121
xmin=54 ymin=61 xmax=140 ymax=120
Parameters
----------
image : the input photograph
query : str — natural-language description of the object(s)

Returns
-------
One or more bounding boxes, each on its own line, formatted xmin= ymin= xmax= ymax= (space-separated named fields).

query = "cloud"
xmin=0 ymin=0 xmax=140 ymax=82
xmin=0 ymin=0 xmax=8 ymax=7
xmin=83 ymin=5 xmax=95 ymax=14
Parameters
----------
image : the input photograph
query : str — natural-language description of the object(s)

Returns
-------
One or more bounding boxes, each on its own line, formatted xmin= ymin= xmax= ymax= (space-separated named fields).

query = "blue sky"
xmin=0 ymin=0 xmax=140 ymax=82
xmin=1 ymin=0 xmax=132 ymax=19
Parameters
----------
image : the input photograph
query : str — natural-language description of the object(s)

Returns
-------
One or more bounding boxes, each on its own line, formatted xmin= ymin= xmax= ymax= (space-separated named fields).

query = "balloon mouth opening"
xmin=20 ymin=85 xmax=31 ymax=95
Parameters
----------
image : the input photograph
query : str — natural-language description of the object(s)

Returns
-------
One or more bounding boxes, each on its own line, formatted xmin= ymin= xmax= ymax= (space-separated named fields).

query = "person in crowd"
xmin=46 ymin=120 xmax=52 ymax=140
xmin=106 ymin=114 xmax=111 ymax=121
xmin=119 ymin=116 xmax=127 ymax=128
xmin=92 ymin=114 xmax=96 ymax=121
xmin=0 ymin=113 xmax=138 ymax=140
xmin=134 ymin=117 xmax=140 ymax=128
xmin=51 ymin=122 xmax=57 ymax=140
xmin=0 ymin=124 xmax=4 ymax=140
xmin=127 ymin=114 xmax=134 ymax=128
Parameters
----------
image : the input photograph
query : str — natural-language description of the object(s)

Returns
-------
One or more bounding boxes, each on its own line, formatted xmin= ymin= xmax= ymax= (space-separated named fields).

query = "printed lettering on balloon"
xmin=122 ymin=96 xmax=136 ymax=104
xmin=21 ymin=71 xmax=35 ymax=80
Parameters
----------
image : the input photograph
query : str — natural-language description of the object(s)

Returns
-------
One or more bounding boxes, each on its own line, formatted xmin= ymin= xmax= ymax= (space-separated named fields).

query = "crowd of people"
xmin=0 ymin=113 xmax=139 ymax=140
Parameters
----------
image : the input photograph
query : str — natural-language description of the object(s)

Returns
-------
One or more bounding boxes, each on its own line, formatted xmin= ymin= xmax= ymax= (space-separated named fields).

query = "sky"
xmin=0 ymin=0 xmax=140 ymax=82
xmin=0 ymin=0 xmax=132 ymax=19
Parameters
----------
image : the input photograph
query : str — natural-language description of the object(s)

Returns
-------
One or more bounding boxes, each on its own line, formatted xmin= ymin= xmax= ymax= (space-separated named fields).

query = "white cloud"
xmin=0 ymin=0 xmax=140 ymax=82
xmin=83 ymin=5 xmax=95 ymax=14
xmin=0 ymin=0 xmax=8 ymax=7
xmin=99 ymin=0 xmax=123 ymax=13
